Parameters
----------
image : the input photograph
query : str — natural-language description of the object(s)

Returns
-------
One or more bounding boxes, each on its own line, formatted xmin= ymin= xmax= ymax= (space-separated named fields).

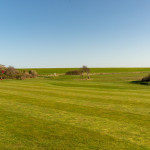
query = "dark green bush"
xmin=141 ymin=74 xmax=150 ymax=82
xmin=66 ymin=70 xmax=81 ymax=75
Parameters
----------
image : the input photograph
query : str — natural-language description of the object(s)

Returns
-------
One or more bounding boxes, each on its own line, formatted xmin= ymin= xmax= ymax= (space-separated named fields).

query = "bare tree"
xmin=81 ymin=65 xmax=90 ymax=79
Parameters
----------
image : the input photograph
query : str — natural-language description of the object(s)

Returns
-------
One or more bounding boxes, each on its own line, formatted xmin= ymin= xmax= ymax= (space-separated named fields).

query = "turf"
xmin=0 ymin=70 xmax=150 ymax=149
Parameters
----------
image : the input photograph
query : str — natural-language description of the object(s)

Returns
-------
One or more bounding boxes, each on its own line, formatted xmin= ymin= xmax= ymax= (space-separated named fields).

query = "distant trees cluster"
xmin=66 ymin=65 xmax=90 ymax=79
xmin=0 ymin=64 xmax=38 ymax=80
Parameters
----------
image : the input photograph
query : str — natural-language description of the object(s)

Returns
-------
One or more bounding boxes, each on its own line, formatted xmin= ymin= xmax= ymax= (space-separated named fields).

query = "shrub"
xmin=141 ymin=74 xmax=150 ymax=82
xmin=20 ymin=74 xmax=27 ymax=80
xmin=0 ymin=64 xmax=38 ymax=80
xmin=0 ymin=64 xmax=6 ymax=70
xmin=0 ymin=64 xmax=6 ymax=80
xmin=23 ymin=71 xmax=31 ymax=78
xmin=29 ymin=70 xmax=38 ymax=78
xmin=16 ymin=72 xmax=23 ymax=80
xmin=5 ymin=66 xmax=19 ymax=79
xmin=66 ymin=70 xmax=81 ymax=75
xmin=1 ymin=74 xmax=7 ymax=79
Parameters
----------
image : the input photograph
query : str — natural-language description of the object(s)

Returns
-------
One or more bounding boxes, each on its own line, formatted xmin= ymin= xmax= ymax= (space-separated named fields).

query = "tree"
xmin=81 ymin=65 xmax=90 ymax=79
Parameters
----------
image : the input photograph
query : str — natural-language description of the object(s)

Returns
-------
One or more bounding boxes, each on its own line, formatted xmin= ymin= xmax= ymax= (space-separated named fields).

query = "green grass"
xmin=0 ymin=70 xmax=150 ymax=149
xmin=18 ymin=67 xmax=150 ymax=75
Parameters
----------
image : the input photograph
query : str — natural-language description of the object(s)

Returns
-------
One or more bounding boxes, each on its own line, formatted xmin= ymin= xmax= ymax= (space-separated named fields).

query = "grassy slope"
xmin=18 ymin=68 xmax=150 ymax=75
xmin=0 ymin=71 xmax=150 ymax=149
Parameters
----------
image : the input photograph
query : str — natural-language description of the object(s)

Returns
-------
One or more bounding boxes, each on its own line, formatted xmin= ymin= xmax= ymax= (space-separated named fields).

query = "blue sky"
xmin=0 ymin=0 xmax=150 ymax=68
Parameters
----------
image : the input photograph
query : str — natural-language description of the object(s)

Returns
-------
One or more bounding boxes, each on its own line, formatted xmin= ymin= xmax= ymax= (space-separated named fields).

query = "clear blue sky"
xmin=0 ymin=0 xmax=150 ymax=68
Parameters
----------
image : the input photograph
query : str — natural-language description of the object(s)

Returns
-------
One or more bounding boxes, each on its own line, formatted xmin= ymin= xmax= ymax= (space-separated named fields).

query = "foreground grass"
xmin=0 ymin=71 xmax=150 ymax=149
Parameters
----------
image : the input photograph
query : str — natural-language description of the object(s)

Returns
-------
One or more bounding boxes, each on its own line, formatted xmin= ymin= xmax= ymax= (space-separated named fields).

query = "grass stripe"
xmin=1 ymin=83 xmax=150 ymax=108
xmin=0 ymin=87 xmax=150 ymax=116
xmin=0 ymin=98 xmax=150 ymax=149
xmin=0 ymin=109 xmax=145 ymax=150
xmin=0 ymin=91 xmax=149 ymax=128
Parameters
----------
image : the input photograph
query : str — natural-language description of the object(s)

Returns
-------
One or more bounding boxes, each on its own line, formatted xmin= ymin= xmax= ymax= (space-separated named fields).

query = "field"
xmin=0 ymin=68 xmax=150 ymax=150
xmin=18 ymin=67 xmax=150 ymax=75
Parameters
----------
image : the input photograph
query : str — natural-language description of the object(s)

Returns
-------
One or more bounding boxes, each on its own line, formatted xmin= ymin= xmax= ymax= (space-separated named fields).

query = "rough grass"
xmin=0 ymin=70 xmax=150 ymax=149
xmin=18 ymin=68 xmax=150 ymax=75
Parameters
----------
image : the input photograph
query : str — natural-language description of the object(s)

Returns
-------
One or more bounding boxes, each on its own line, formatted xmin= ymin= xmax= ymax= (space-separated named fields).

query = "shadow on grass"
xmin=131 ymin=80 xmax=149 ymax=86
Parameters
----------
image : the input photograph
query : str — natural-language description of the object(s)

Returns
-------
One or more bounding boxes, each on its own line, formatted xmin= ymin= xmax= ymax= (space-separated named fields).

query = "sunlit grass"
xmin=0 ymin=71 xmax=150 ymax=149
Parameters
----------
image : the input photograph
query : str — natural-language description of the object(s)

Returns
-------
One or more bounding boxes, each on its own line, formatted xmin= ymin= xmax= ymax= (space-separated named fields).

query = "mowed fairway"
xmin=0 ymin=70 xmax=150 ymax=150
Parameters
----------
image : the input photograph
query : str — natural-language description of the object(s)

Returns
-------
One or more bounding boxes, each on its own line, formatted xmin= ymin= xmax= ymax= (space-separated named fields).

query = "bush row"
xmin=65 ymin=70 xmax=81 ymax=75
xmin=0 ymin=65 xmax=38 ymax=80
